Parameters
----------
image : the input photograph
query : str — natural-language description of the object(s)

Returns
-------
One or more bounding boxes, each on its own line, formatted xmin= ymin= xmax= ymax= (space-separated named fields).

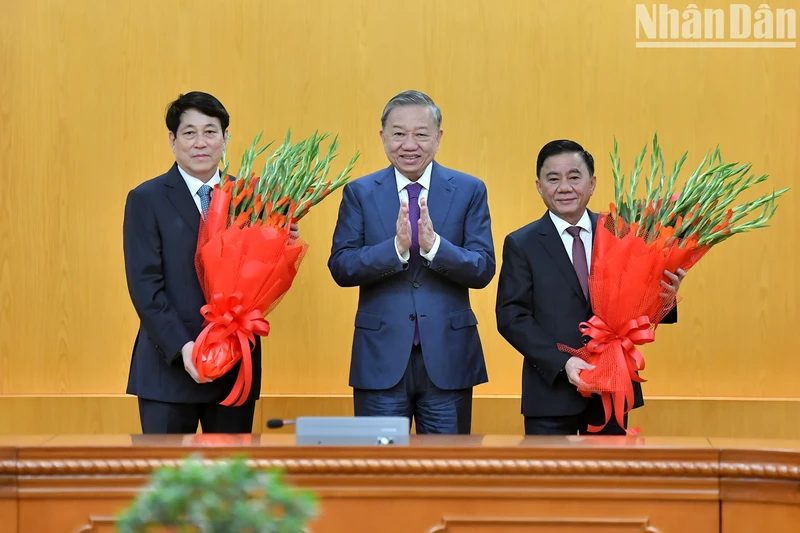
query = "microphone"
xmin=266 ymin=418 xmax=296 ymax=429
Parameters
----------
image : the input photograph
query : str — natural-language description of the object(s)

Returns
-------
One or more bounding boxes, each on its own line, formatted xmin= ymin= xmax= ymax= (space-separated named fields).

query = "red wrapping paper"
xmin=192 ymin=183 xmax=307 ymax=407
xmin=558 ymin=211 xmax=709 ymax=434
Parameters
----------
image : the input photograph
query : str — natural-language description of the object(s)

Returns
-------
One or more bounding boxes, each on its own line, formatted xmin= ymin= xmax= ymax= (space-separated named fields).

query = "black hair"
xmin=165 ymin=91 xmax=230 ymax=135
xmin=535 ymin=139 xmax=594 ymax=178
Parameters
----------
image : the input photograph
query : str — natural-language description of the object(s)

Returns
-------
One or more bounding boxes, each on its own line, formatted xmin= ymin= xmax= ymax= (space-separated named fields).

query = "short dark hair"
xmin=535 ymin=139 xmax=594 ymax=178
xmin=381 ymin=90 xmax=442 ymax=129
xmin=165 ymin=91 xmax=230 ymax=135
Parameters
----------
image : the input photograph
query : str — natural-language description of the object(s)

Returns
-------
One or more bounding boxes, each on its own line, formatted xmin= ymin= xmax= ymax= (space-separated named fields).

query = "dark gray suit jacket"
xmin=122 ymin=163 xmax=261 ymax=403
xmin=495 ymin=210 xmax=676 ymax=417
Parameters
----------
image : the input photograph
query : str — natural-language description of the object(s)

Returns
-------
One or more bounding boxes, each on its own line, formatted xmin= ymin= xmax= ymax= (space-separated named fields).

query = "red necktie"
xmin=567 ymin=226 xmax=589 ymax=299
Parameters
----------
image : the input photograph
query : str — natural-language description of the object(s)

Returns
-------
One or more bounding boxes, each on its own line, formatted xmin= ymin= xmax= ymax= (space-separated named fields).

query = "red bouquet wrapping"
xmin=558 ymin=135 xmax=789 ymax=433
xmin=192 ymin=131 xmax=359 ymax=406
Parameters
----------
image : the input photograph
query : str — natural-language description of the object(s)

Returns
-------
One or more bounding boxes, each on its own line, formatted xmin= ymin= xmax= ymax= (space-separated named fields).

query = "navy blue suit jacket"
xmin=122 ymin=163 xmax=261 ymax=404
xmin=328 ymin=162 xmax=495 ymax=391
xmin=496 ymin=210 xmax=676 ymax=417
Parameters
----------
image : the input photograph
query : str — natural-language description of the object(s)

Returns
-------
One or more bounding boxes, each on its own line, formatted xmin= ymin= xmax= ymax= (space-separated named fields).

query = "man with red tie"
xmin=495 ymin=139 xmax=685 ymax=435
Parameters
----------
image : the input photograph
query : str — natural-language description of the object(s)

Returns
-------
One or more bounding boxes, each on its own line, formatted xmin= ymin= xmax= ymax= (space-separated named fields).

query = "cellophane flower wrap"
xmin=194 ymin=130 xmax=359 ymax=406
xmin=558 ymin=134 xmax=789 ymax=433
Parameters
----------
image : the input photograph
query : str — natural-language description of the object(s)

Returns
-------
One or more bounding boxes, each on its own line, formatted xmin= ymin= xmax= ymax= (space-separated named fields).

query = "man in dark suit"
xmin=122 ymin=91 xmax=297 ymax=434
xmin=328 ymin=90 xmax=495 ymax=434
xmin=495 ymin=140 xmax=685 ymax=435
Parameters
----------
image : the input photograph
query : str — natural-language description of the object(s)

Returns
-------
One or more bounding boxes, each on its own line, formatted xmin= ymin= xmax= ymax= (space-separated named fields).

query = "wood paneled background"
xmin=1 ymin=0 xmax=798 ymax=436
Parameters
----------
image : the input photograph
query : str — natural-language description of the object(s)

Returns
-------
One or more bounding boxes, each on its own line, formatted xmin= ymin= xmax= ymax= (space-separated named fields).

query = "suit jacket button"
xmin=409 ymin=314 xmax=416 ymax=321
xmin=413 ymin=282 xmax=420 ymax=288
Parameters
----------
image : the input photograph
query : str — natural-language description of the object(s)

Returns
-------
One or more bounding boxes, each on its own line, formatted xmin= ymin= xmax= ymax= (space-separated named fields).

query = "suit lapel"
xmin=537 ymin=211 xmax=586 ymax=303
xmin=164 ymin=163 xmax=201 ymax=236
xmin=587 ymin=210 xmax=599 ymax=310
xmin=426 ymin=162 xmax=455 ymax=230
xmin=372 ymin=166 xmax=401 ymax=239
xmin=589 ymin=210 xmax=599 ymax=244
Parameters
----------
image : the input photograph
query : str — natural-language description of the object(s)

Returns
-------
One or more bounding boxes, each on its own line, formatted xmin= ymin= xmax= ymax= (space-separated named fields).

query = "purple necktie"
xmin=406 ymin=182 xmax=423 ymax=345
xmin=566 ymin=226 xmax=589 ymax=299
xmin=407 ymin=182 xmax=422 ymax=258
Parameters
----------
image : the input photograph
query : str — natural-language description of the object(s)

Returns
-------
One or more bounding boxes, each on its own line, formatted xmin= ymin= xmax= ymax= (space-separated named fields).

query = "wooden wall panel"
xmin=18 ymin=499 xmax=719 ymax=533
xmin=0 ymin=443 xmax=17 ymax=533
xmin=1 ymin=0 xmax=799 ymax=431
xmin=258 ymin=395 xmax=800 ymax=439
xmin=0 ymin=395 xmax=261 ymax=434
xmin=0 ymin=395 xmax=798 ymax=438
xmin=722 ymin=504 xmax=800 ymax=533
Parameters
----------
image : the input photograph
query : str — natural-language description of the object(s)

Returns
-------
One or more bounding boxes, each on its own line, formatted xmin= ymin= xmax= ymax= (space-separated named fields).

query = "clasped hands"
xmin=565 ymin=267 xmax=687 ymax=390
xmin=396 ymin=196 xmax=435 ymax=255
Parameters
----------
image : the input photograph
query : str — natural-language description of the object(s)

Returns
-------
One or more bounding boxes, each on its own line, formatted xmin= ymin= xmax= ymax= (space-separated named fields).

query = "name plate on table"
xmin=295 ymin=416 xmax=410 ymax=446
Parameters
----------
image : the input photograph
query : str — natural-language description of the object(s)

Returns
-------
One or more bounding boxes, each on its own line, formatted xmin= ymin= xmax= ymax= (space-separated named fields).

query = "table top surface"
xmin=0 ymin=434 xmax=799 ymax=452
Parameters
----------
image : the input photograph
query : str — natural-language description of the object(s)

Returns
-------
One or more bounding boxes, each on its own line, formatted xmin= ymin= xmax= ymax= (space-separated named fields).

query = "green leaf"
xmin=610 ymin=134 xmax=790 ymax=246
xmin=115 ymin=454 xmax=317 ymax=533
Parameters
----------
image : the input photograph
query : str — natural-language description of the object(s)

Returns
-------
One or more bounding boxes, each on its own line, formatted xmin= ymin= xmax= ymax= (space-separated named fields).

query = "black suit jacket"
xmin=495 ymin=210 xmax=675 ymax=417
xmin=122 ymin=163 xmax=261 ymax=404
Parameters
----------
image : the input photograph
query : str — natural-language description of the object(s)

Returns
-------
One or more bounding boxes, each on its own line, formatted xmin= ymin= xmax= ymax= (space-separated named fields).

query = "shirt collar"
xmin=549 ymin=209 xmax=592 ymax=236
xmin=394 ymin=162 xmax=433 ymax=193
xmin=177 ymin=164 xmax=221 ymax=196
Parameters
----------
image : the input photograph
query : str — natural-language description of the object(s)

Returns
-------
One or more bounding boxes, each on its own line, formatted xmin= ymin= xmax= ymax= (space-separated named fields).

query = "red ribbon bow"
xmin=193 ymin=292 xmax=270 ymax=407
xmin=577 ymin=315 xmax=655 ymax=435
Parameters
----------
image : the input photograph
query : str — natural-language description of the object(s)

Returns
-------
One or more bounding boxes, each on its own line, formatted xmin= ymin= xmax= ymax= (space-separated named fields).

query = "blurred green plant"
xmin=116 ymin=454 xmax=317 ymax=533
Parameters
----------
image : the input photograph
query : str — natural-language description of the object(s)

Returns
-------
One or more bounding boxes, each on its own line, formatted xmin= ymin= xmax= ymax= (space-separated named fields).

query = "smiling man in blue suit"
xmin=328 ymin=90 xmax=495 ymax=434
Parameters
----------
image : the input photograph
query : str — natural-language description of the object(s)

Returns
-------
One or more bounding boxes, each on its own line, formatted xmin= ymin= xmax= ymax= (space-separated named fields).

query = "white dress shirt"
xmin=549 ymin=210 xmax=592 ymax=272
xmin=394 ymin=162 xmax=441 ymax=263
xmin=177 ymin=165 xmax=221 ymax=213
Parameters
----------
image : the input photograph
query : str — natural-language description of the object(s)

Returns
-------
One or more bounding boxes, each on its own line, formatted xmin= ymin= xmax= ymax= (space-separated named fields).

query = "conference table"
xmin=0 ymin=433 xmax=798 ymax=533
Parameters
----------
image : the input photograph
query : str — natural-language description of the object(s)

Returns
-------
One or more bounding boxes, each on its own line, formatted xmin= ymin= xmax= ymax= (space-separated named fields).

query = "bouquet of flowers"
xmin=193 ymin=130 xmax=359 ymax=406
xmin=558 ymin=134 xmax=789 ymax=433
